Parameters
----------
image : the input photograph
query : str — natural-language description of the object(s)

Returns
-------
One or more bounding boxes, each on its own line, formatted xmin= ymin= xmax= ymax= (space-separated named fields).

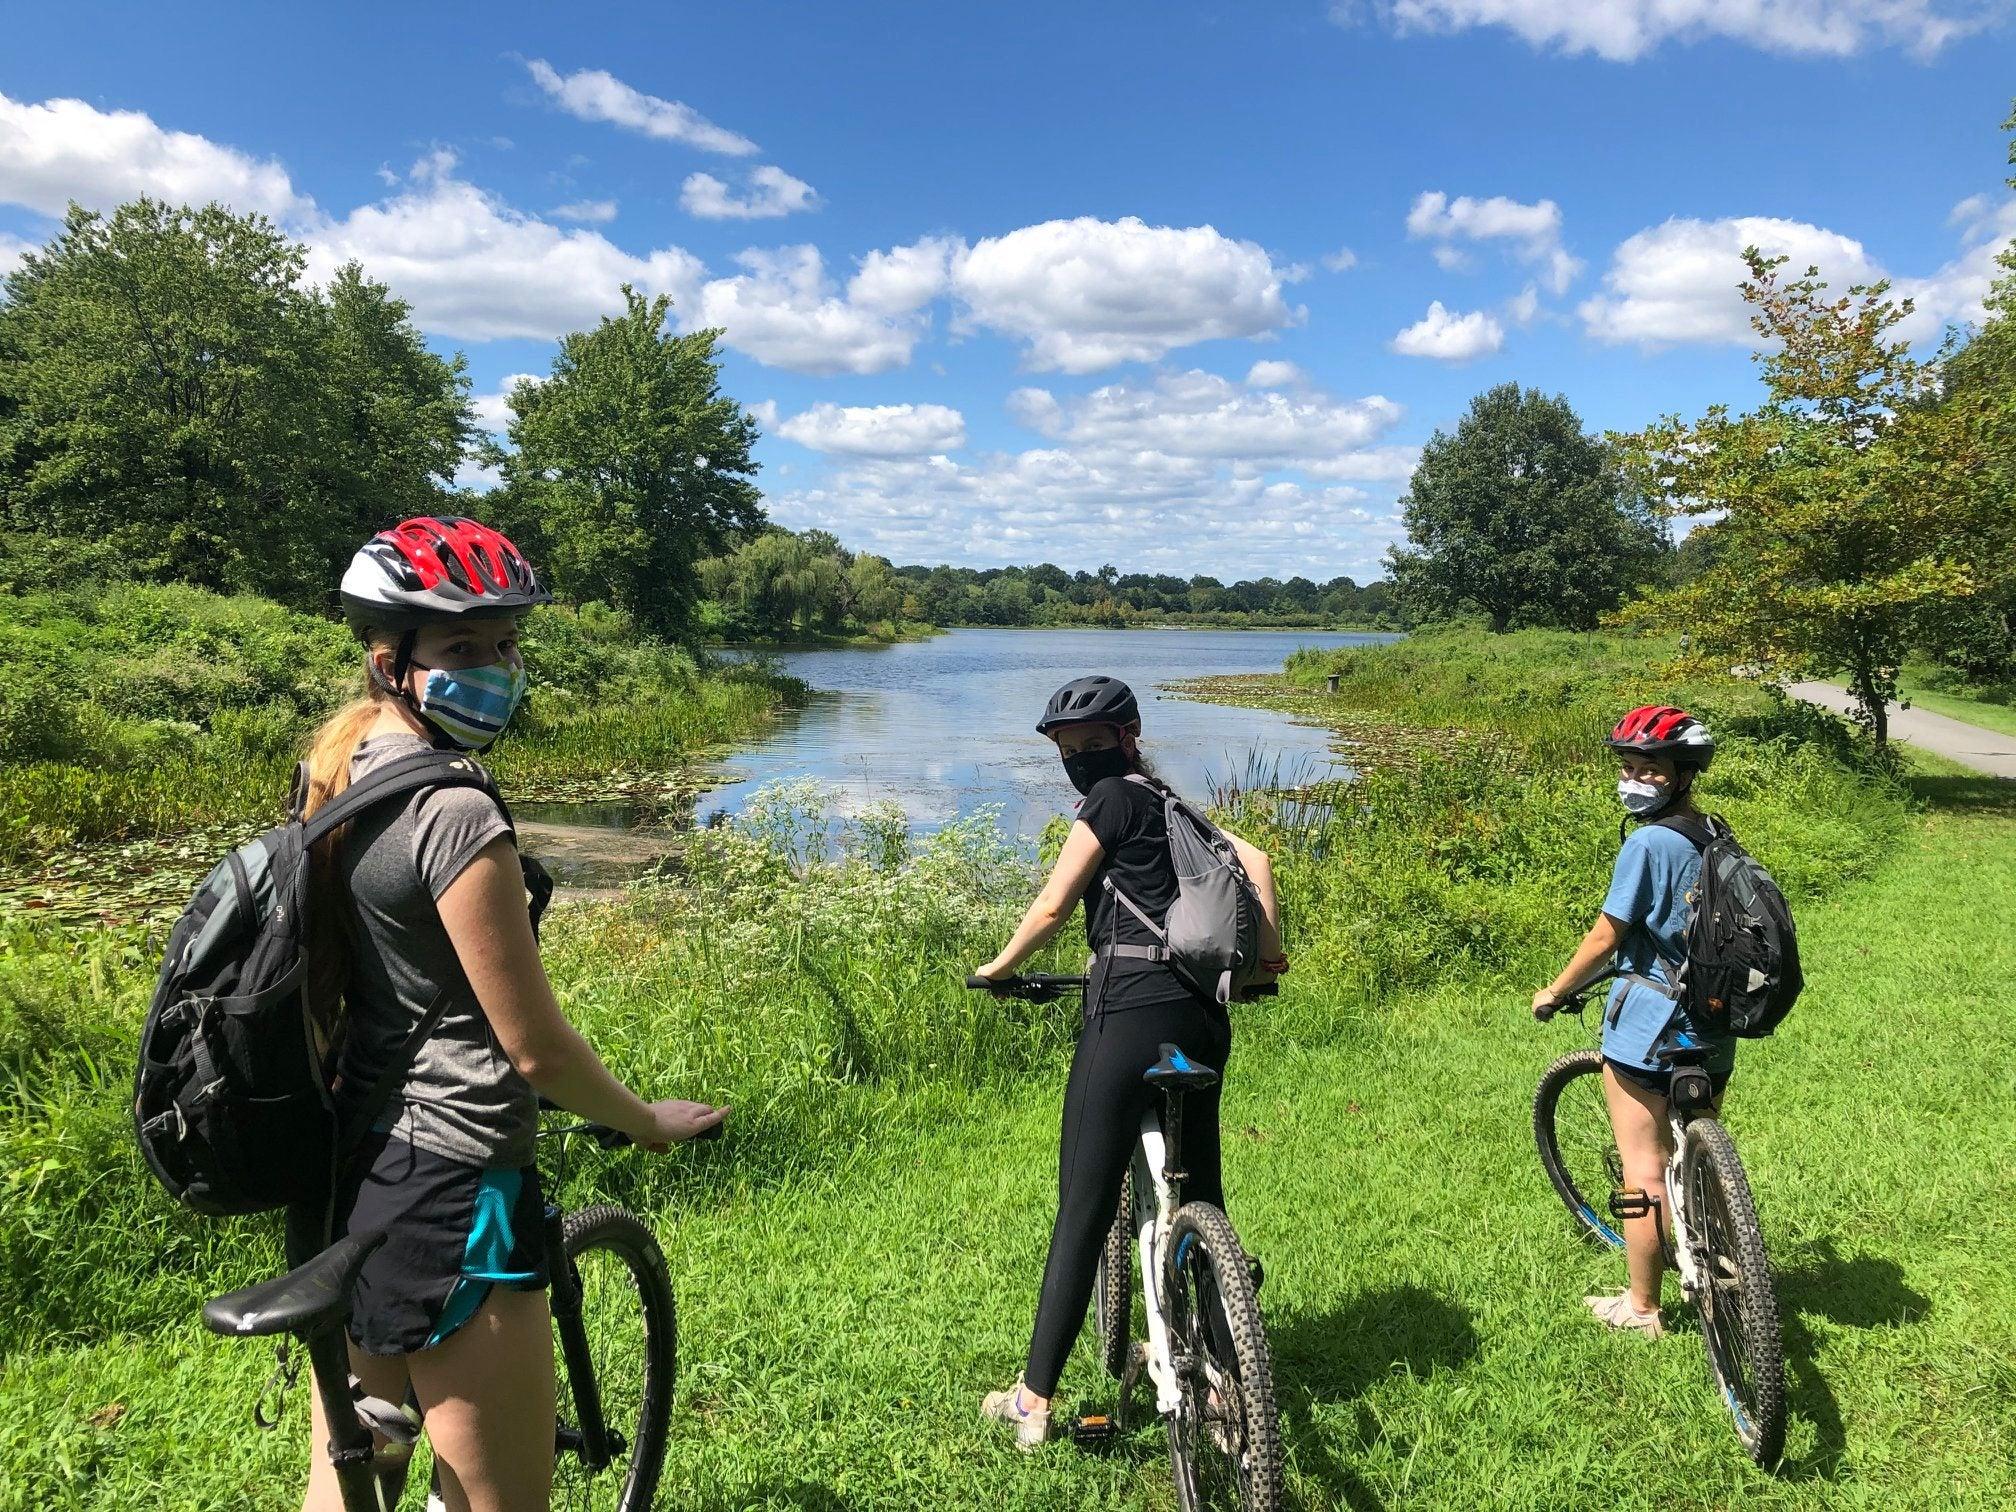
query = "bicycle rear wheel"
xmin=1094 ymin=1166 xmax=1133 ymax=1380
xmin=552 ymin=1205 xmax=677 ymax=1511
xmin=1164 ymin=1202 xmax=1283 ymax=1512
xmin=1533 ymin=1050 xmax=1626 ymax=1249
xmin=1680 ymin=1120 xmax=1786 ymax=1467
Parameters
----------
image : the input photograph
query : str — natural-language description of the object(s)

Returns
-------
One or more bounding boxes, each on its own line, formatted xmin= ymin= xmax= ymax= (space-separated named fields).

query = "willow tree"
xmin=1620 ymin=251 xmax=2001 ymax=752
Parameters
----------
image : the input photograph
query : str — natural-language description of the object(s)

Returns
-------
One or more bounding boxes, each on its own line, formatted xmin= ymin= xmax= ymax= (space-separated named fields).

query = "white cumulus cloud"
xmin=304 ymin=157 xmax=703 ymax=343
xmin=1321 ymin=246 xmax=1358 ymax=272
xmin=688 ymin=245 xmax=926 ymax=375
xmin=1246 ymin=359 xmax=1306 ymax=388
xmin=848 ymin=236 xmax=960 ymax=316
xmin=523 ymin=61 xmax=757 ymax=155
xmin=470 ymin=373 xmax=543 ymax=436
xmin=1391 ymin=301 xmax=1505 ymax=360
xmin=0 ymin=89 xmax=312 ymax=220
xmin=1407 ymin=190 xmax=1582 ymax=293
xmin=1579 ymin=202 xmax=2016 ymax=349
xmin=1009 ymin=369 xmax=1403 ymax=466
xmin=948 ymin=217 xmax=1300 ymax=373
xmin=550 ymin=198 xmax=617 ymax=223
xmin=679 ymin=165 xmax=819 ymax=220
xmin=1338 ymin=0 xmax=2000 ymax=60
xmin=0 ymin=231 xmax=31 ymax=281
xmin=778 ymin=401 xmax=967 ymax=456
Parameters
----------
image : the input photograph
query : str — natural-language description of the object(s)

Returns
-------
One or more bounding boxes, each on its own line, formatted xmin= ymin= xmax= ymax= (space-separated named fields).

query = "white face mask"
xmin=1618 ymin=777 xmax=1667 ymax=815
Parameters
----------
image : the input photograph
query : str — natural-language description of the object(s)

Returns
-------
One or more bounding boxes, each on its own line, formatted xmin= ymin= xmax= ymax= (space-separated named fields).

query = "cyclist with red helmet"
xmin=298 ymin=517 xmax=726 ymax=1510
xmin=1531 ymin=704 xmax=1727 ymax=1341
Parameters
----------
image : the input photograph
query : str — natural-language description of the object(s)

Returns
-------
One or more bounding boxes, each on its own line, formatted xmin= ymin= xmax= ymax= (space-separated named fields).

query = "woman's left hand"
xmin=971 ymin=959 xmax=1008 ymax=983
xmin=1531 ymin=987 xmax=1561 ymax=1019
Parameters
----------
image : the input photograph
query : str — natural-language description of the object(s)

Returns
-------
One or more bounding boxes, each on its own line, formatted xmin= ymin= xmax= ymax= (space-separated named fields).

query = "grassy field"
xmin=3 ymin=632 xmax=2011 ymax=1508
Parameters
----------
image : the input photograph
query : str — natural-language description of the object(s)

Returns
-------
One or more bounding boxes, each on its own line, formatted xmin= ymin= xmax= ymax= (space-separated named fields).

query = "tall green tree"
xmin=493 ymin=288 xmax=761 ymax=637
xmin=1621 ymin=250 xmax=2001 ymax=750
xmin=1386 ymin=383 xmax=1666 ymax=632
xmin=0 ymin=199 xmax=468 ymax=602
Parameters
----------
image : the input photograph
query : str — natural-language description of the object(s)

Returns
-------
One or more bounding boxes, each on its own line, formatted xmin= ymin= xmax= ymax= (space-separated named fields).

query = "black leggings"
xmin=1024 ymin=994 xmax=1232 ymax=1397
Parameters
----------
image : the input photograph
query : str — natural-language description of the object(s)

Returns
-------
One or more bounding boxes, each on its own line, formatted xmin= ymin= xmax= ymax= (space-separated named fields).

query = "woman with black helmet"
xmin=300 ymin=517 xmax=726 ymax=1510
xmin=971 ymin=675 xmax=1287 ymax=1447
xmin=1531 ymin=704 xmax=1728 ymax=1340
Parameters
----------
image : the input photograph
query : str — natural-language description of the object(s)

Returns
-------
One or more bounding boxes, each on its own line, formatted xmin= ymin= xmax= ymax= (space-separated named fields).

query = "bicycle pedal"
xmin=1609 ymin=1188 xmax=1654 ymax=1220
xmin=1068 ymin=1413 xmax=1119 ymax=1452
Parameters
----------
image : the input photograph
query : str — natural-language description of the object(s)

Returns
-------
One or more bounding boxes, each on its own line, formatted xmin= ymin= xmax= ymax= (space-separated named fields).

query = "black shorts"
xmin=1605 ymin=1058 xmax=1733 ymax=1101
xmin=335 ymin=1133 xmax=550 ymax=1356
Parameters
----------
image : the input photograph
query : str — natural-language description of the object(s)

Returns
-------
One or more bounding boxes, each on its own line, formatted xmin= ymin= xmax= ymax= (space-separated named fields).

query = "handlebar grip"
xmin=965 ymin=974 xmax=999 ymax=991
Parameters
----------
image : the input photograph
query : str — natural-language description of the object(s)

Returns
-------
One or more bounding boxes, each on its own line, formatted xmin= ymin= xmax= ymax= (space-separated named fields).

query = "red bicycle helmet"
xmin=1606 ymin=704 xmax=1715 ymax=772
xmin=340 ymin=516 xmax=550 ymax=634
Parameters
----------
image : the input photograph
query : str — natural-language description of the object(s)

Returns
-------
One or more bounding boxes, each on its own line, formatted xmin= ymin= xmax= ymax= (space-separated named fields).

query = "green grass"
xmin=1891 ymin=684 xmax=2016 ymax=741
xmin=3 ymin=629 xmax=2009 ymax=1507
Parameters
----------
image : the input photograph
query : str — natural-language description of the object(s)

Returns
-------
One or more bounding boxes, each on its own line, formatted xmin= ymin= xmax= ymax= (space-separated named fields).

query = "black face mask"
xmin=1063 ymin=746 xmax=1132 ymax=796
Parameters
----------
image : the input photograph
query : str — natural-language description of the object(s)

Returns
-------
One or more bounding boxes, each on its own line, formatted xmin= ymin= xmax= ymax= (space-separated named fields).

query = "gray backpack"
xmin=1101 ymin=774 xmax=1269 ymax=1006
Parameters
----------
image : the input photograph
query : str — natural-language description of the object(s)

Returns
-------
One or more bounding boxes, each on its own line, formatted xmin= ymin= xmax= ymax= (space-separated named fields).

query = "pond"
xmin=692 ymin=626 xmax=1396 ymax=840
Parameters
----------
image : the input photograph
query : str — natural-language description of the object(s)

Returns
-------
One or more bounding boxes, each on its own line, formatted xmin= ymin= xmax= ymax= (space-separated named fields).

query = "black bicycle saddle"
xmin=201 ymin=1229 xmax=388 ymax=1339
xmin=1144 ymin=1043 xmax=1220 ymax=1091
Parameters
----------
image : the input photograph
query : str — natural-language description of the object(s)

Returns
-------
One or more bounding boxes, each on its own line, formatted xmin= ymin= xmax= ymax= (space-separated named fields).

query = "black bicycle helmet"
xmin=1036 ymin=675 xmax=1140 ymax=738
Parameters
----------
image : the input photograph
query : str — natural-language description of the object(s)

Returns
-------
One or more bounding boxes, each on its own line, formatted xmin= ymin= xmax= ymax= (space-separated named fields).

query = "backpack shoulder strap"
xmin=1650 ymin=812 xmax=1717 ymax=852
xmin=300 ymin=751 xmax=503 ymax=848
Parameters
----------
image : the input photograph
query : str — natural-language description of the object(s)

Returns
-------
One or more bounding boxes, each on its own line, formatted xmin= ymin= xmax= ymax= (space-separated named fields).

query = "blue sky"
xmin=3 ymin=0 xmax=2012 ymax=580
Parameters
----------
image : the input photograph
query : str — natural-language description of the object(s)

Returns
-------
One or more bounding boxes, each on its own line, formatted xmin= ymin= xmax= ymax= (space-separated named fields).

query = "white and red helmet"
xmin=1605 ymin=704 xmax=1715 ymax=772
xmin=341 ymin=516 xmax=549 ymax=635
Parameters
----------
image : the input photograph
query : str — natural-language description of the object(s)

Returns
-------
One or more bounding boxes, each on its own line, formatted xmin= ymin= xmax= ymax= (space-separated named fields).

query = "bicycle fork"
xmin=545 ymin=1203 xmax=620 ymax=1472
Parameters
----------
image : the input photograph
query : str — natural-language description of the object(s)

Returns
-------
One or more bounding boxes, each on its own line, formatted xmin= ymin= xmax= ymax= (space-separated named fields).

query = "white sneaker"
xmin=1584 ymin=1291 xmax=1665 ymax=1339
xmin=981 ymin=1380 xmax=1051 ymax=1451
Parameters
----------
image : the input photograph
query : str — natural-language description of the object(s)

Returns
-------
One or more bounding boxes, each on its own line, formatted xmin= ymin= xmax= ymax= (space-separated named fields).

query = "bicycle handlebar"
xmin=967 ymin=972 xmax=1088 ymax=1003
xmin=1534 ymin=969 xmax=1622 ymax=1022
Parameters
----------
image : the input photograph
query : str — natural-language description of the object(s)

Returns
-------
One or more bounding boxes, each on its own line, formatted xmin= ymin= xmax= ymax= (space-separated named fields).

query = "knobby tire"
xmin=1681 ymin=1119 xmax=1786 ymax=1468
xmin=1534 ymin=1049 xmax=1626 ymax=1250
xmin=552 ymin=1205 xmax=677 ymax=1512
xmin=1165 ymin=1202 xmax=1283 ymax=1512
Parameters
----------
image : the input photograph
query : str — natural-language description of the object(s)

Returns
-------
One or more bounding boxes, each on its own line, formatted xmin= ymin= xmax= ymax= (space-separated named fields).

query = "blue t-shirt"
xmin=1600 ymin=823 xmax=1735 ymax=1076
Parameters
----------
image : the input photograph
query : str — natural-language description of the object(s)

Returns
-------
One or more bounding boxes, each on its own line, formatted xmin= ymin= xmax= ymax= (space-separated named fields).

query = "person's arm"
xmin=437 ymin=839 xmax=726 ymax=1147
xmin=1532 ymin=912 xmax=1627 ymax=1017
xmin=974 ymin=820 xmax=1105 ymax=979
xmin=1223 ymin=829 xmax=1285 ymax=965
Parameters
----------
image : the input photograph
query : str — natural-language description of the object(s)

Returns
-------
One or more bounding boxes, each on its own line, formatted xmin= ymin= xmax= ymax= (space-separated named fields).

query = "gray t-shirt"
xmin=334 ymin=734 xmax=536 ymax=1169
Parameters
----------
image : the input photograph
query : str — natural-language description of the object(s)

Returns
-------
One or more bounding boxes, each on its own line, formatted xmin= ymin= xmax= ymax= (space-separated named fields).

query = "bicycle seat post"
xmin=1159 ymin=1086 xmax=1189 ymax=1206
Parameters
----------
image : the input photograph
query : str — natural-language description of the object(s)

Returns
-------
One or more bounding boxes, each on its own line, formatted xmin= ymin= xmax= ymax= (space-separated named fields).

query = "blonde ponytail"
xmin=302 ymin=674 xmax=393 ymax=1041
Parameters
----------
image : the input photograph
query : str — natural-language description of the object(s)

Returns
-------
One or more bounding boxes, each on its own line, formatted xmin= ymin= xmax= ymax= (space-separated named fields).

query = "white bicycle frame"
xmin=1126 ymin=1108 xmax=1187 ymax=1419
xmin=1660 ymin=1110 xmax=1707 ymax=1298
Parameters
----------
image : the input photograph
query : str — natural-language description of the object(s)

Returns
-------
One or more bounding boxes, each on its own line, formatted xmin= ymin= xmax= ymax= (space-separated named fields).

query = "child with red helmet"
xmin=1531 ymin=704 xmax=1730 ymax=1340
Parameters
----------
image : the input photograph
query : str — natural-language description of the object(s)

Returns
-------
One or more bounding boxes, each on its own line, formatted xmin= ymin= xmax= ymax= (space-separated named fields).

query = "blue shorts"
xmin=336 ymin=1133 xmax=550 ymax=1356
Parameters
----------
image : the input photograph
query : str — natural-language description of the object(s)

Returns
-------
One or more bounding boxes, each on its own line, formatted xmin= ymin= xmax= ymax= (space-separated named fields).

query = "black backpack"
xmin=1647 ymin=813 xmax=1804 ymax=1038
xmin=133 ymin=748 xmax=546 ymax=1218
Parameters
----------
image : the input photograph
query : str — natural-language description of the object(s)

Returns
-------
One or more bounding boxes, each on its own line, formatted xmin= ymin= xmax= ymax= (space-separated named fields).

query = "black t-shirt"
xmin=1077 ymin=775 xmax=1201 ymax=1012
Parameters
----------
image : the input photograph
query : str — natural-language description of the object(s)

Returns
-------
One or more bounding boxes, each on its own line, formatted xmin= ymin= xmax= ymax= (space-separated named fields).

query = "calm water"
xmin=698 ymin=627 xmax=1396 ymax=838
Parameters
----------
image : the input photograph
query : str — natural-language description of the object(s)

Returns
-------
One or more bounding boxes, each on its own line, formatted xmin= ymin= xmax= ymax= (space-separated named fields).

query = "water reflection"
xmin=703 ymin=627 xmax=1395 ymax=839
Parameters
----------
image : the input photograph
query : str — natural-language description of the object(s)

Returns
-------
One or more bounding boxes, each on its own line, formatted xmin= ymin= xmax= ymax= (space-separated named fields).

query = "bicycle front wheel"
xmin=1094 ymin=1165 xmax=1133 ymax=1380
xmin=552 ymin=1205 xmax=677 ymax=1511
xmin=1533 ymin=1049 xmax=1625 ymax=1249
xmin=1164 ymin=1202 xmax=1283 ymax=1512
xmin=1681 ymin=1119 xmax=1786 ymax=1467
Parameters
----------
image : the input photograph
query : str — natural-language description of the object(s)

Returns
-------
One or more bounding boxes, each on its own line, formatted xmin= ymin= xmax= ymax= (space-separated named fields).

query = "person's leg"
xmin=406 ymin=1286 xmax=557 ymax=1512
xmin=300 ymin=1344 xmax=411 ymax=1512
xmin=1601 ymin=1062 xmax=1675 ymax=1317
xmin=1020 ymin=1013 xmax=1149 ymax=1402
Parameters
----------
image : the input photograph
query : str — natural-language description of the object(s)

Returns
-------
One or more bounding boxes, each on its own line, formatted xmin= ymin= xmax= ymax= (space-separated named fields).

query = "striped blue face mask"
xmin=416 ymin=660 xmax=527 ymax=749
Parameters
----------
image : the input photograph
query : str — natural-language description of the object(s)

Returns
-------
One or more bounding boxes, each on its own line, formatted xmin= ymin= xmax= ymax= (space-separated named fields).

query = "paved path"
xmin=1785 ymin=682 xmax=2016 ymax=779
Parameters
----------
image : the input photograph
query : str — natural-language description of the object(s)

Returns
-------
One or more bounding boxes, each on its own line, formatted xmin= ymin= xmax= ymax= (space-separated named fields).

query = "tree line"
xmin=5 ymin=153 xmax=2012 ymax=749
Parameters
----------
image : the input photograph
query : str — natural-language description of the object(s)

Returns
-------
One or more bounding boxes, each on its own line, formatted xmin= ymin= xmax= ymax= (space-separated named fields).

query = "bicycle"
xmin=1533 ymin=974 xmax=1786 ymax=1466
xmin=200 ymin=1105 xmax=715 ymax=1511
xmin=968 ymin=972 xmax=1284 ymax=1511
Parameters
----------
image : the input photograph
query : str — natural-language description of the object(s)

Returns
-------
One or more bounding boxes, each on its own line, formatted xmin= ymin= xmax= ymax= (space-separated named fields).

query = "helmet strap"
xmin=366 ymin=630 xmax=462 ymax=752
